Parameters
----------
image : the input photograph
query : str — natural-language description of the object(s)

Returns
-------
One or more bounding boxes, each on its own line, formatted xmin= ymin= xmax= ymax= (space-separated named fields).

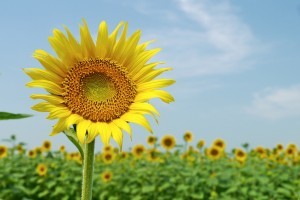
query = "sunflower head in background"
xmin=24 ymin=20 xmax=175 ymax=149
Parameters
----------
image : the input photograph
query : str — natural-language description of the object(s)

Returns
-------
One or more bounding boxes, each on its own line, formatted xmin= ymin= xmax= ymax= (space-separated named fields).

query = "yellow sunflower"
xmin=0 ymin=145 xmax=8 ymax=159
xmin=24 ymin=20 xmax=175 ymax=148
xmin=234 ymin=148 xmax=247 ymax=164
xmin=36 ymin=163 xmax=47 ymax=176
xmin=101 ymin=171 xmax=113 ymax=183
xmin=102 ymin=144 xmax=113 ymax=152
xmin=59 ymin=145 xmax=65 ymax=153
xmin=161 ymin=135 xmax=176 ymax=150
xmin=147 ymin=135 xmax=157 ymax=146
xmin=212 ymin=138 xmax=226 ymax=150
xmin=196 ymin=139 xmax=205 ymax=149
xmin=132 ymin=144 xmax=146 ymax=158
xmin=102 ymin=151 xmax=116 ymax=164
xmin=183 ymin=131 xmax=193 ymax=143
xmin=206 ymin=146 xmax=222 ymax=160
xmin=28 ymin=150 xmax=37 ymax=158
xmin=42 ymin=140 xmax=52 ymax=152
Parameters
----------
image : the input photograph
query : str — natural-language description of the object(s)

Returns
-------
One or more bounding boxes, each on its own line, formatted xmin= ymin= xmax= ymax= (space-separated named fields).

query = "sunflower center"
xmin=82 ymin=73 xmax=116 ymax=102
xmin=62 ymin=58 xmax=137 ymax=122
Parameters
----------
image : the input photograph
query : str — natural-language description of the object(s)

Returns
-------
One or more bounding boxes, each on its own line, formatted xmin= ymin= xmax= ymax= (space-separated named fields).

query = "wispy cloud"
xmin=245 ymin=85 xmax=300 ymax=119
xmin=132 ymin=0 xmax=259 ymax=77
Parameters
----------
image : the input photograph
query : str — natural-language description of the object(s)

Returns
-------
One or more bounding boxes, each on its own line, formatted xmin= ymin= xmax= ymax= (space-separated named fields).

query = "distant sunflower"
xmin=206 ymin=146 xmax=222 ymax=160
xmin=285 ymin=147 xmax=296 ymax=158
xmin=35 ymin=147 xmax=42 ymax=155
xmin=161 ymin=135 xmax=176 ymax=151
xmin=28 ymin=150 xmax=37 ymax=158
xmin=120 ymin=151 xmax=128 ymax=159
xmin=102 ymin=144 xmax=113 ymax=152
xmin=36 ymin=163 xmax=47 ymax=176
xmin=197 ymin=140 xmax=205 ymax=149
xmin=183 ymin=131 xmax=193 ymax=143
xmin=102 ymin=151 xmax=115 ymax=164
xmin=42 ymin=140 xmax=52 ymax=152
xmin=101 ymin=171 xmax=113 ymax=183
xmin=0 ymin=145 xmax=8 ymax=158
xmin=132 ymin=144 xmax=145 ymax=158
xmin=147 ymin=148 xmax=160 ymax=162
xmin=24 ymin=20 xmax=175 ymax=148
xmin=234 ymin=148 xmax=247 ymax=164
xmin=59 ymin=145 xmax=65 ymax=153
xmin=212 ymin=139 xmax=226 ymax=150
xmin=147 ymin=135 xmax=157 ymax=146
xmin=276 ymin=144 xmax=284 ymax=152
xmin=255 ymin=146 xmax=266 ymax=158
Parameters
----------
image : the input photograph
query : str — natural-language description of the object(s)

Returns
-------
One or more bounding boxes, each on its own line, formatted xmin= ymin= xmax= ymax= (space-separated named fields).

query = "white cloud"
xmin=246 ymin=85 xmax=300 ymax=119
xmin=134 ymin=0 xmax=259 ymax=77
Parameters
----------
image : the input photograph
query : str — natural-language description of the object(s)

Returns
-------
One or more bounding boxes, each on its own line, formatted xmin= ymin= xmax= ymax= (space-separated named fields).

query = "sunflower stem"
xmin=81 ymin=139 xmax=95 ymax=200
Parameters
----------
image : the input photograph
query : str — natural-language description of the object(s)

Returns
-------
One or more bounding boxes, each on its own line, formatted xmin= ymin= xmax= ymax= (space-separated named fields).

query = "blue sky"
xmin=1 ymin=0 xmax=300 ymax=151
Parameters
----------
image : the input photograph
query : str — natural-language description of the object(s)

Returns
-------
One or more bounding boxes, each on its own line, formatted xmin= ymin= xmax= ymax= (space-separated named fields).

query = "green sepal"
xmin=63 ymin=128 xmax=84 ymax=159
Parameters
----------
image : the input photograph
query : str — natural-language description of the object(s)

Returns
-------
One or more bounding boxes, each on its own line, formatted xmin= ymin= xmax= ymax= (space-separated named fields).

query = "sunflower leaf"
xmin=63 ymin=128 xmax=84 ymax=159
xmin=0 ymin=112 xmax=33 ymax=120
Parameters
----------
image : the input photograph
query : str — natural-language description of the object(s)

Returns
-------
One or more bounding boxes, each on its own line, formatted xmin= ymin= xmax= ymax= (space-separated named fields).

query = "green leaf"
xmin=0 ymin=112 xmax=32 ymax=120
xmin=38 ymin=190 xmax=49 ymax=198
xmin=142 ymin=185 xmax=155 ymax=193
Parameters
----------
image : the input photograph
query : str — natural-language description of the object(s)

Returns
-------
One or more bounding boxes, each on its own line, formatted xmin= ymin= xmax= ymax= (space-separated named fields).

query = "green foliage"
xmin=0 ymin=112 xmax=32 ymax=120
xmin=1 ymin=146 xmax=300 ymax=200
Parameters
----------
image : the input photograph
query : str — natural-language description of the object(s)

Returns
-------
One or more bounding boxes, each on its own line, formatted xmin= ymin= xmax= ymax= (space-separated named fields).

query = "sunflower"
xmin=102 ymin=151 xmax=115 ymax=164
xmin=161 ymin=135 xmax=176 ymax=151
xmin=147 ymin=148 xmax=160 ymax=162
xmin=101 ymin=171 xmax=113 ymax=183
xmin=42 ymin=140 xmax=52 ymax=152
xmin=196 ymin=140 xmax=205 ymax=149
xmin=212 ymin=138 xmax=226 ymax=150
xmin=147 ymin=135 xmax=157 ymax=146
xmin=234 ymin=148 xmax=247 ymax=164
xmin=59 ymin=145 xmax=65 ymax=153
xmin=285 ymin=146 xmax=296 ymax=158
xmin=132 ymin=144 xmax=146 ymax=158
xmin=0 ymin=145 xmax=8 ymax=159
xmin=183 ymin=131 xmax=193 ymax=143
xmin=17 ymin=144 xmax=24 ymax=154
xmin=254 ymin=146 xmax=266 ymax=158
xmin=34 ymin=147 xmax=42 ymax=155
xmin=24 ymin=20 xmax=175 ymax=148
xmin=119 ymin=151 xmax=128 ymax=159
xmin=36 ymin=163 xmax=47 ymax=176
xmin=206 ymin=146 xmax=222 ymax=160
xmin=276 ymin=144 xmax=284 ymax=152
xmin=102 ymin=144 xmax=113 ymax=152
xmin=28 ymin=150 xmax=37 ymax=158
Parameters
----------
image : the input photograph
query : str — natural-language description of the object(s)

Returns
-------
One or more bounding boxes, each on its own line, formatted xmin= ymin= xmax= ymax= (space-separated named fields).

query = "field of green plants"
xmin=1 ymin=133 xmax=300 ymax=200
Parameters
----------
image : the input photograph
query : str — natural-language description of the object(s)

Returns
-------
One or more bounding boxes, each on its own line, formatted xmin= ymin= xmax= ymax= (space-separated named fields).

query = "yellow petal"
xmin=132 ymin=62 xmax=164 ymax=82
xmin=64 ymin=26 xmax=83 ymax=60
xmin=26 ymin=80 xmax=63 ymax=95
xmin=137 ymin=79 xmax=175 ymax=92
xmin=87 ymin=123 xmax=99 ymax=143
xmin=30 ymin=94 xmax=64 ymax=105
xmin=120 ymin=30 xmax=141 ymax=65
xmin=112 ymin=118 xmax=132 ymax=139
xmin=96 ymin=21 xmax=109 ymax=58
xmin=112 ymin=22 xmax=128 ymax=60
xmin=130 ymin=102 xmax=159 ymax=117
xmin=121 ymin=113 xmax=152 ymax=133
xmin=33 ymin=50 xmax=67 ymax=76
xmin=128 ymin=48 xmax=161 ymax=74
xmin=47 ymin=107 xmax=71 ymax=119
xmin=31 ymin=102 xmax=55 ymax=112
xmin=136 ymin=67 xmax=173 ymax=84
xmin=97 ymin=122 xmax=111 ymax=145
xmin=50 ymin=118 xmax=68 ymax=136
xmin=135 ymin=90 xmax=175 ymax=103
xmin=23 ymin=68 xmax=63 ymax=83
xmin=65 ymin=114 xmax=83 ymax=128
xmin=109 ymin=123 xmax=123 ymax=150
xmin=106 ymin=22 xmax=124 ymax=57
xmin=77 ymin=120 xmax=92 ymax=144
xmin=80 ymin=19 xmax=95 ymax=58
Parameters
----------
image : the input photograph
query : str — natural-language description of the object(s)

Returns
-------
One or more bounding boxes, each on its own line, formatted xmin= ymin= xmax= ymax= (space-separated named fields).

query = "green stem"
xmin=81 ymin=139 xmax=95 ymax=200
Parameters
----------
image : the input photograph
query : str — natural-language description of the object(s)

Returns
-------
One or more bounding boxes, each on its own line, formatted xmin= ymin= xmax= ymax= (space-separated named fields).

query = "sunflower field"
xmin=1 ymin=133 xmax=300 ymax=200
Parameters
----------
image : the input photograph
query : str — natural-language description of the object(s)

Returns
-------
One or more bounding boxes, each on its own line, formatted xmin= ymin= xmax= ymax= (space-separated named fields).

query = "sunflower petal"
xmin=121 ymin=113 xmax=152 ymax=133
xmin=47 ymin=107 xmax=71 ymax=119
xmin=112 ymin=22 xmax=128 ymax=60
xmin=136 ymin=67 xmax=173 ymax=84
xmin=96 ymin=21 xmax=109 ymax=58
xmin=31 ymin=102 xmax=55 ymax=112
xmin=137 ymin=79 xmax=175 ymax=92
xmin=112 ymin=118 xmax=132 ymax=139
xmin=106 ymin=22 xmax=124 ymax=57
xmin=80 ymin=19 xmax=96 ymax=58
xmin=23 ymin=68 xmax=63 ymax=83
xmin=26 ymin=80 xmax=63 ymax=95
xmin=135 ymin=90 xmax=175 ymax=103
xmin=97 ymin=122 xmax=111 ymax=145
xmin=50 ymin=118 xmax=69 ymax=136
xmin=109 ymin=123 xmax=123 ymax=150
xmin=87 ymin=122 xmax=98 ymax=143
xmin=77 ymin=120 xmax=92 ymax=144
xmin=30 ymin=94 xmax=64 ymax=105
